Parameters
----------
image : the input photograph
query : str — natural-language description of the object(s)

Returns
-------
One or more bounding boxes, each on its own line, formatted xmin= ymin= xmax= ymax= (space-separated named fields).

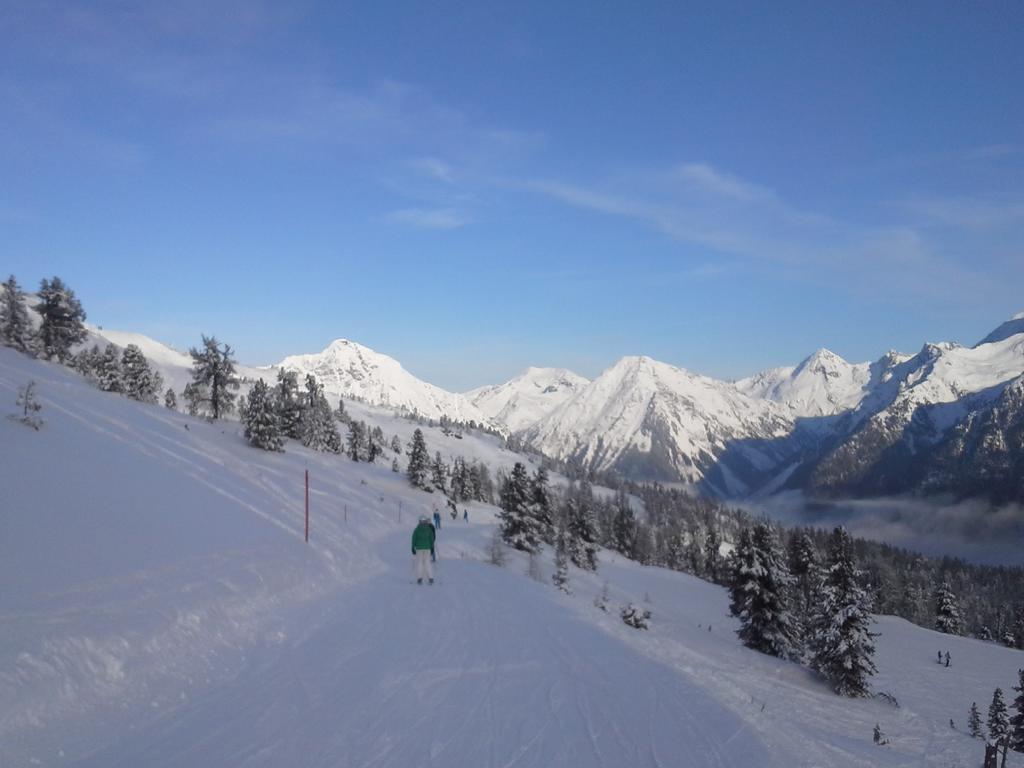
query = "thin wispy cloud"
xmin=526 ymin=163 xmax=1013 ymax=304
xmin=385 ymin=207 xmax=468 ymax=230
xmin=900 ymin=196 xmax=1024 ymax=232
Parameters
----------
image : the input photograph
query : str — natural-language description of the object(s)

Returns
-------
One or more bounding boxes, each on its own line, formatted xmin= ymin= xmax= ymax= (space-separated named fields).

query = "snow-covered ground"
xmin=2 ymin=347 xmax=1022 ymax=767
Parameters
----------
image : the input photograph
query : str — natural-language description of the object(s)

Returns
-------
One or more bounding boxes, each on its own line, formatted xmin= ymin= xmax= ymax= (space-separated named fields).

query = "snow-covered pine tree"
xmin=16 ymin=380 xmax=43 ymax=429
xmin=788 ymin=530 xmax=820 ymax=646
xmin=347 ymin=420 xmax=365 ymax=461
xmin=731 ymin=522 xmax=798 ymax=659
xmin=120 ymin=344 xmax=161 ymax=403
xmin=935 ymin=581 xmax=964 ymax=635
xmin=0 ymin=275 xmax=35 ymax=354
xmin=499 ymin=462 xmax=544 ymax=553
xmin=406 ymin=428 xmax=430 ymax=488
xmin=242 ymin=379 xmax=284 ymax=452
xmin=1009 ymin=668 xmax=1024 ymax=752
xmin=809 ymin=526 xmax=878 ymax=697
xmin=275 ymin=370 xmax=303 ymax=439
xmin=431 ymin=452 xmax=448 ymax=494
xmin=182 ymin=382 xmax=206 ymax=417
xmin=989 ymin=687 xmax=1009 ymax=747
xmin=333 ymin=397 xmax=348 ymax=423
xmin=391 ymin=457 xmax=400 ymax=473
xmin=611 ymin=490 xmax=636 ymax=555
xmin=704 ymin=525 xmax=723 ymax=583
xmin=728 ymin=526 xmax=756 ymax=618
xmin=564 ymin=492 xmax=599 ymax=571
xmin=97 ymin=344 xmax=123 ymax=392
xmin=970 ymin=701 xmax=985 ymax=739
xmin=164 ymin=387 xmax=177 ymax=410
xmin=188 ymin=335 xmax=238 ymax=420
xmin=390 ymin=434 xmax=402 ymax=454
xmin=34 ymin=276 xmax=87 ymax=363
xmin=530 ymin=466 xmax=555 ymax=544
xmin=300 ymin=374 xmax=341 ymax=453
xmin=366 ymin=426 xmax=383 ymax=462
xmin=552 ymin=527 xmax=571 ymax=594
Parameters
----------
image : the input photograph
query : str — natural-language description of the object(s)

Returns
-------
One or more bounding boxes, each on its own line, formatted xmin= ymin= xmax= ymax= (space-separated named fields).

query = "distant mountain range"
xmin=84 ymin=311 xmax=1024 ymax=503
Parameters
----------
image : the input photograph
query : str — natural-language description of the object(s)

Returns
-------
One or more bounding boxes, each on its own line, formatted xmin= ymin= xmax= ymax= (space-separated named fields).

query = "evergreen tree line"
xmin=967 ymin=670 xmax=1024 ymax=761
xmin=1 ymin=275 xmax=87 ymax=362
xmin=575 ymin=479 xmax=1024 ymax=648
xmin=404 ymin=427 xmax=495 ymax=505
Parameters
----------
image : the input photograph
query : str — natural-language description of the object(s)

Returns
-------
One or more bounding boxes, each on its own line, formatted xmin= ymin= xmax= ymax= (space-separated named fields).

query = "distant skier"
xmin=944 ymin=651 xmax=951 ymax=668
xmin=412 ymin=515 xmax=436 ymax=585
xmin=433 ymin=508 xmax=441 ymax=531
xmin=463 ymin=508 xmax=468 ymax=523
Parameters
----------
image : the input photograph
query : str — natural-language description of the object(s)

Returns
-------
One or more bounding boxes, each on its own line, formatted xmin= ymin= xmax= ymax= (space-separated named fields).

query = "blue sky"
xmin=2 ymin=1 xmax=1022 ymax=390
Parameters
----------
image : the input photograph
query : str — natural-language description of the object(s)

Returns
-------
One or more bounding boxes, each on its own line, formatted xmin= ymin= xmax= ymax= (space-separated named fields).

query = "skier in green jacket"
xmin=411 ymin=515 xmax=436 ymax=585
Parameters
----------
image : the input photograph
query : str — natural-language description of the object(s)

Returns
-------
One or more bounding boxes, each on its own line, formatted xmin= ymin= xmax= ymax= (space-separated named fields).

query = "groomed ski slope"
xmin=1 ymin=347 xmax=1022 ymax=767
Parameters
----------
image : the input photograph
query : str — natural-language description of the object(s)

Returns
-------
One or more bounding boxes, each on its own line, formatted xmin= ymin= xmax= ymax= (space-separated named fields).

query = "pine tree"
xmin=188 ymin=335 xmax=238 ymax=420
xmin=333 ymin=397 xmax=347 ymax=423
xmin=120 ymin=344 xmax=162 ymax=403
xmin=242 ymin=379 xmax=284 ymax=452
xmin=530 ymin=466 xmax=555 ymax=544
xmin=970 ymin=701 xmax=985 ymax=739
xmin=97 ymin=343 xmax=123 ymax=392
xmin=611 ymin=491 xmax=636 ymax=555
xmin=552 ymin=527 xmax=571 ymax=594
xmin=391 ymin=457 xmax=400 ymax=473
xmin=366 ymin=426 xmax=383 ymax=463
xmin=34 ymin=276 xmax=87 ymax=363
xmin=182 ymin=382 xmax=206 ymax=417
xmin=164 ymin=387 xmax=177 ymax=410
xmin=390 ymin=434 xmax=402 ymax=454
xmin=730 ymin=522 xmax=798 ymax=659
xmin=431 ymin=452 xmax=448 ymax=494
xmin=809 ymin=527 xmax=878 ymax=697
xmin=0 ymin=275 xmax=35 ymax=354
xmin=728 ymin=527 xmax=756 ymax=618
xmin=406 ymin=428 xmax=430 ymax=488
xmin=989 ymin=688 xmax=1009 ymax=747
xmin=498 ymin=462 xmax=544 ymax=553
xmin=274 ymin=370 xmax=303 ymax=439
xmin=300 ymin=375 xmax=341 ymax=452
xmin=935 ymin=581 xmax=963 ymax=635
xmin=346 ymin=420 xmax=364 ymax=461
xmin=1009 ymin=668 xmax=1024 ymax=752
xmin=789 ymin=531 xmax=820 ymax=646
xmin=704 ymin=526 xmax=723 ymax=583
xmin=564 ymin=492 xmax=599 ymax=571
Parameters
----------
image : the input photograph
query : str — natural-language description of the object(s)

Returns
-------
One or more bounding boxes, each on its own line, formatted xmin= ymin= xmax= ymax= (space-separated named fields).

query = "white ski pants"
xmin=414 ymin=549 xmax=434 ymax=581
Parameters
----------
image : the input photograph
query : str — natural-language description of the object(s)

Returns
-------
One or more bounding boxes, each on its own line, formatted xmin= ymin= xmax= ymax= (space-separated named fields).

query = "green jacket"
xmin=411 ymin=522 xmax=435 ymax=552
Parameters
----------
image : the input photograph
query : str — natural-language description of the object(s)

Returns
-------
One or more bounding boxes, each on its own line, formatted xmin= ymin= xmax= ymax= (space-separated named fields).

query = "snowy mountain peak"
xmin=793 ymin=348 xmax=850 ymax=378
xmin=467 ymin=366 xmax=589 ymax=433
xmin=278 ymin=340 xmax=488 ymax=424
xmin=975 ymin=312 xmax=1024 ymax=348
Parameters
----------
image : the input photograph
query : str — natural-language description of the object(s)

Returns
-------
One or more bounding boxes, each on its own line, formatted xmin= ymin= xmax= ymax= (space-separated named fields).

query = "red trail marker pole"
xmin=305 ymin=469 xmax=309 ymax=543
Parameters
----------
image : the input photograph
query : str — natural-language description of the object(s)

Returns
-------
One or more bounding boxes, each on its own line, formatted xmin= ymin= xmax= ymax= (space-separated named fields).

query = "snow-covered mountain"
xmin=525 ymin=356 xmax=793 ymax=494
xmin=736 ymin=348 xmax=877 ymax=418
xmin=975 ymin=310 xmax=1024 ymax=347
xmin=466 ymin=366 xmax=589 ymax=433
xmin=798 ymin=326 xmax=1024 ymax=498
xmin=278 ymin=338 xmax=490 ymax=425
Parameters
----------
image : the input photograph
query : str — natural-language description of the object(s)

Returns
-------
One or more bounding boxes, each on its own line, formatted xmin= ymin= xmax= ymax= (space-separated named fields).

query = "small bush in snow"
xmin=594 ymin=582 xmax=610 ymax=612
xmin=620 ymin=603 xmax=651 ymax=630
xmin=15 ymin=381 xmax=43 ymax=429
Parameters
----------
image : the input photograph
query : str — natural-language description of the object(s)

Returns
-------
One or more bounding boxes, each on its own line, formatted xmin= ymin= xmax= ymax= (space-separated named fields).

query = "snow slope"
xmin=278 ymin=339 xmax=490 ymax=425
xmin=3 ymin=348 xmax=1024 ymax=767
xmin=466 ymin=366 xmax=589 ymax=433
